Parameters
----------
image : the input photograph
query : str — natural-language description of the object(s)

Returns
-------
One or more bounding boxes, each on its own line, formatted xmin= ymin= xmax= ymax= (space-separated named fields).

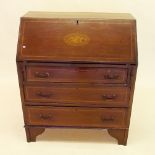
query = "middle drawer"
xmin=24 ymin=85 xmax=129 ymax=107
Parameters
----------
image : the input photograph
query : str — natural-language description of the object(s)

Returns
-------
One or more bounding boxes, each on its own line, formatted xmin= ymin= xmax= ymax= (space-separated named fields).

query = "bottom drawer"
xmin=26 ymin=106 xmax=127 ymax=128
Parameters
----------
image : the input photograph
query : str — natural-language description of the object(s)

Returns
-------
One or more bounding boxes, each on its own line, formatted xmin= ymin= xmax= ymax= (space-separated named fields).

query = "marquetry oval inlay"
xmin=64 ymin=32 xmax=90 ymax=46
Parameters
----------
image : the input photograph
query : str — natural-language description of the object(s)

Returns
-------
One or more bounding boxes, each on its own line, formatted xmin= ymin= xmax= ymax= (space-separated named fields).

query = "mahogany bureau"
xmin=16 ymin=12 xmax=138 ymax=145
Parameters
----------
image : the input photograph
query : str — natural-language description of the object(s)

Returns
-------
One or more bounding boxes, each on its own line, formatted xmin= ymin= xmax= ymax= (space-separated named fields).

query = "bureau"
xmin=16 ymin=12 xmax=138 ymax=145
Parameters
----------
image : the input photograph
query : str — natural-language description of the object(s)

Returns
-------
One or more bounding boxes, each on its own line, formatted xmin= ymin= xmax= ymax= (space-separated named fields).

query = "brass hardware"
xmin=35 ymin=72 xmax=50 ymax=78
xmin=104 ymin=74 xmax=119 ymax=79
xmin=101 ymin=117 xmax=114 ymax=122
xmin=36 ymin=92 xmax=52 ymax=98
xmin=39 ymin=114 xmax=52 ymax=120
xmin=102 ymin=94 xmax=117 ymax=100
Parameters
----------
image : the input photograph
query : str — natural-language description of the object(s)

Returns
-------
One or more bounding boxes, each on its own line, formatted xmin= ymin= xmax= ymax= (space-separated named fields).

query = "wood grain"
xmin=24 ymin=85 xmax=129 ymax=107
xmin=17 ymin=17 xmax=137 ymax=63
xmin=25 ymin=106 xmax=128 ymax=128
xmin=16 ymin=12 xmax=138 ymax=144
xmin=26 ymin=65 xmax=128 ymax=84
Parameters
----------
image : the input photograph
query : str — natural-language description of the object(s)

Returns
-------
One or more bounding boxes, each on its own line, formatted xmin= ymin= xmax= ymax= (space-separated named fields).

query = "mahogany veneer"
xmin=17 ymin=12 xmax=138 ymax=145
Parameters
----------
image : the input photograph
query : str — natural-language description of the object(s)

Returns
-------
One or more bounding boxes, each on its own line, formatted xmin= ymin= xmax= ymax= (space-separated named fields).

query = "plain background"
xmin=0 ymin=0 xmax=155 ymax=155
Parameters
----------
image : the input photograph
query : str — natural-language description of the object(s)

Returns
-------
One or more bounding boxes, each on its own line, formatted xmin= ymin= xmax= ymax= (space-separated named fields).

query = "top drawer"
xmin=26 ymin=64 xmax=128 ymax=84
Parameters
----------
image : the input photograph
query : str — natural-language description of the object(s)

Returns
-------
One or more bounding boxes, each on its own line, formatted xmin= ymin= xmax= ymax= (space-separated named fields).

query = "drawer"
xmin=26 ymin=65 xmax=128 ymax=84
xmin=25 ymin=85 xmax=129 ymax=107
xmin=25 ymin=106 xmax=127 ymax=128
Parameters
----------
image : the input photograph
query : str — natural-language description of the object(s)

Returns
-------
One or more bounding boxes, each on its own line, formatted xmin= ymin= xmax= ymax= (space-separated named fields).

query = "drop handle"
xmin=36 ymin=92 xmax=52 ymax=98
xmin=101 ymin=117 xmax=114 ymax=122
xmin=104 ymin=74 xmax=119 ymax=79
xmin=34 ymin=72 xmax=50 ymax=78
xmin=102 ymin=94 xmax=117 ymax=100
xmin=39 ymin=114 xmax=52 ymax=120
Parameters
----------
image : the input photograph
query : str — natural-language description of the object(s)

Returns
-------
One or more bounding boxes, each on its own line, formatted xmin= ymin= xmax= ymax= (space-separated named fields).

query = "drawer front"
xmin=25 ymin=85 xmax=129 ymax=107
xmin=26 ymin=65 xmax=128 ymax=84
xmin=26 ymin=106 xmax=127 ymax=128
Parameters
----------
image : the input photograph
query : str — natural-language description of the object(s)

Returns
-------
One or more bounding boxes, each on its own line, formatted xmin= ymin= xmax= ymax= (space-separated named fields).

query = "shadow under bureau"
xmin=16 ymin=12 xmax=138 ymax=145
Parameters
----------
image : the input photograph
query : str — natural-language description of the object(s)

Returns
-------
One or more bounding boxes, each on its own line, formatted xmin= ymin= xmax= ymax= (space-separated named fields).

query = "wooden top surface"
xmin=17 ymin=12 xmax=137 ymax=64
xmin=23 ymin=11 xmax=135 ymax=20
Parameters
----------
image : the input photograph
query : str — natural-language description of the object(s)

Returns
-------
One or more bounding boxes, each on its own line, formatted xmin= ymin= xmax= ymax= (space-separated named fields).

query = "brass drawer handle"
xmin=34 ymin=72 xmax=50 ymax=78
xmin=36 ymin=92 xmax=52 ymax=98
xmin=104 ymin=74 xmax=119 ymax=79
xmin=101 ymin=117 xmax=114 ymax=122
xmin=102 ymin=94 xmax=117 ymax=100
xmin=39 ymin=114 xmax=52 ymax=120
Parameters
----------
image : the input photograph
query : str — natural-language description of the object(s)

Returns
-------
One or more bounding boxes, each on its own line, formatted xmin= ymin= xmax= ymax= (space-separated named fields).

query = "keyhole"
xmin=76 ymin=20 xmax=79 ymax=25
